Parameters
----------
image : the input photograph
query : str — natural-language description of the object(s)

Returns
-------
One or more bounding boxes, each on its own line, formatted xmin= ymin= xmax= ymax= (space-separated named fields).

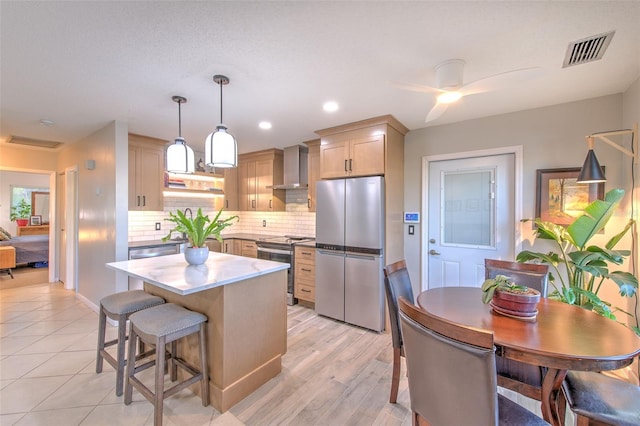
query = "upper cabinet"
xmin=223 ymin=167 xmax=238 ymax=211
xmin=318 ymin=135 xmax=385 ymax=179
xmin=304 ymin=139 xmax=320 ymax=212
xmin=129 ymin=134 xmax=165 ymax=211
xmin=238 ymin=149 xmax=285 ymax=211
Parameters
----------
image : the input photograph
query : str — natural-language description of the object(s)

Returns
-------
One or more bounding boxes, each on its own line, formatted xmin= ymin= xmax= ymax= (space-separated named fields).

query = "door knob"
xmin=429 ymin=249 xmax=441 ymax=255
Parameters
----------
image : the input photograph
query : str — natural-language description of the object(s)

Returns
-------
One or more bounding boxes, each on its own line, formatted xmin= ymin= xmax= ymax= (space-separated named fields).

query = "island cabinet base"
xmin=144 ymin=270 xmax=287 ymax=412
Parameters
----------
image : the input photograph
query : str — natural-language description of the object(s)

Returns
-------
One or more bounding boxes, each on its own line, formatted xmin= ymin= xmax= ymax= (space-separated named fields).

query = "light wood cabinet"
xmin=294 ymin=245 xmax=316 ymax=303
xmin=241 ymin=240 xmax=257 ymax=258
xmin=222 ymin=238 xmax=242 ymax=255
xmin=305 ymin=139 xmax=320 ymax=212
xmin=17 ymin=225 xmax=49 ymax=236
xmin=223 ymin=167 xmax=238 ymax=211
xmin=319 ymin=134 xmax=385 ymax=179
xmin=129 ymin=134 xmax=165 ymax=211
xmin=238 ymin=149 xmax=285 ymax=211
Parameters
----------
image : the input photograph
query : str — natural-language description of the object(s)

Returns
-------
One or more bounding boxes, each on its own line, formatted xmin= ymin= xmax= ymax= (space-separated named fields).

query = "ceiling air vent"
xmin=563 ymin=31 xmax=615 ymax=68
xmin=7 ymin=135 xmax=63 ymax=149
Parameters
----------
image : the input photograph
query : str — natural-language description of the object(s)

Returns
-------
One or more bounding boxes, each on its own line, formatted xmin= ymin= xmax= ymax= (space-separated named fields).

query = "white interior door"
xmin=427 ymin=154 xmax=515 ymax=288
xmin=57 ymin=172 xmax=66 ymax=283
xmin=64 ymin=167 xmax=77 ymax=291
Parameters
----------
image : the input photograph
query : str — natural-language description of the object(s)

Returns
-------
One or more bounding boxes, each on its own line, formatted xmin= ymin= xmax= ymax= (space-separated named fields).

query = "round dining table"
xmin=417 ymin=287 xmax=640 ymax=426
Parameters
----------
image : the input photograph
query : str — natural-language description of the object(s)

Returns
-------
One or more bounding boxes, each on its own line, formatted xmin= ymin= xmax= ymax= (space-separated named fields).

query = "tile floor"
xmin=0 ymin=283 xmax=245 ymax=425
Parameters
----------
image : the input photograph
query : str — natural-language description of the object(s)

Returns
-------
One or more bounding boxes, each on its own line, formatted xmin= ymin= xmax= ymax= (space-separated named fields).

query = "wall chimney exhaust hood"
xmin=273 ymin=145 xmax=308 ymax=189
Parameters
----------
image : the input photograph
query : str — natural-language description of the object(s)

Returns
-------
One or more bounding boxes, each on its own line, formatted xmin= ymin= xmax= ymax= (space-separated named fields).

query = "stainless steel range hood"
xmin=273 ymin=145 xmax=308 ymax=190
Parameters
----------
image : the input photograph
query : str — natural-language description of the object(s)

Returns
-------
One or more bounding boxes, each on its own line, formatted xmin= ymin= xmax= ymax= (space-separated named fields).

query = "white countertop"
xmin=106 ymin=252 xmax=289 ymax=295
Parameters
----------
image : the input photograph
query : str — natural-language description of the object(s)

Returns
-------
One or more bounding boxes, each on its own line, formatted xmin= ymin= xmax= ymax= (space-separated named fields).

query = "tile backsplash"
xmin=128 ymin=189 xmax=316 ymax=242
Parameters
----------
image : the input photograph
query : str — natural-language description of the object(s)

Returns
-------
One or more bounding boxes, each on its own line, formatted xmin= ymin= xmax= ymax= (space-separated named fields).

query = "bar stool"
xmin=96 ymin=290 xmax=165 ymax=396
xmin=124 ymin=303 xmax=209 ymax=426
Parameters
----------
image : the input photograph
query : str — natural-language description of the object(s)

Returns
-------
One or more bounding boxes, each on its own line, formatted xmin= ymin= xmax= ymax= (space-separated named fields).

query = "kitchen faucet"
xmin=181 ymin=208 xmax=193 ymax=240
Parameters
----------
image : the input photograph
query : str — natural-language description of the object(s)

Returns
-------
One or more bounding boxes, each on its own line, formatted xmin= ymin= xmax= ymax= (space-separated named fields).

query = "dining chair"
xmin=383 ymin=259 xmax=415 ymax=403
xmin=485 ymin=259 xmax=550 ymax=401
xmin=398 ymin=297 xmax=549 ymax=425
xmin=562 ymin=370 xmax=640 ymax=426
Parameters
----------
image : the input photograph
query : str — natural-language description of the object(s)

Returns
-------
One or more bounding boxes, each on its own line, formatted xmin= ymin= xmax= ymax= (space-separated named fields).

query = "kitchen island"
xmin=106 ymin=252 xmax=289 ymax=412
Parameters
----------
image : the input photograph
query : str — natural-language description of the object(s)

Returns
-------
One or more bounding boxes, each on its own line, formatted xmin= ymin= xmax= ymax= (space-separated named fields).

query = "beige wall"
xmin=404 ymin=90 xmax=640 ymax=334
xmin=0 ymin=144 xmax=58 ymax=171
xmin=57 ymin=121 xmax=129 ymax=307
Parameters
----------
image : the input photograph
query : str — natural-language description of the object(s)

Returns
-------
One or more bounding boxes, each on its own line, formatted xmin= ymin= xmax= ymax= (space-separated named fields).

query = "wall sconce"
xmin=576 ymin=123 xmax=638 ymax=183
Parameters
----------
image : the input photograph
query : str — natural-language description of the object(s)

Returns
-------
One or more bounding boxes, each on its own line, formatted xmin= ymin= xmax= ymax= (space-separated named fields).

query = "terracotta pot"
xmin=491 ymin=287 xmax=541 ymax=316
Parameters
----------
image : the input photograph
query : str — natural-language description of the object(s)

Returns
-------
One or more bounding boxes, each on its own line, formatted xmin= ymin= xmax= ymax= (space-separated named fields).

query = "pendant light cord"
xmin=178 ymin=100 xmax=182 ymax=137
xmin=219 ymin=80 xmax=223 ymax=124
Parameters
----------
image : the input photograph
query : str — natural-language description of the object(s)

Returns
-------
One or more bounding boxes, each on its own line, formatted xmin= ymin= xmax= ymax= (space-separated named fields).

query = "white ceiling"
xmin=1 ymin=1 xmax=639 ymax=154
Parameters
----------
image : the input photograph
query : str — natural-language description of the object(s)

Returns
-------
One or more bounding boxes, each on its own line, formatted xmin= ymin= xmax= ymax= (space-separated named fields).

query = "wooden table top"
xmin=417 ymin=287 xmax=640 ymax=371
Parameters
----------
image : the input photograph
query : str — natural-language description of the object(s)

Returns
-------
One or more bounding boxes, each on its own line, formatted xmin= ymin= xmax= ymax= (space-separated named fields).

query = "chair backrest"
xmin=398 ymin=297 xmax=499 ymax=426
xmin=383 ymin=260 xmax=415 ymax=350
xmin=485 ymin=259 xmax=549 ymax=297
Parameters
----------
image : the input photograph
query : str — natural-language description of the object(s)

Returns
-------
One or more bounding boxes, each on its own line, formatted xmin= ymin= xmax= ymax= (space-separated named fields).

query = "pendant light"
xmin=205 ymin=75 xmax=237 ymax=168
xmin=166 ymin=96 xmax=195 ymax=174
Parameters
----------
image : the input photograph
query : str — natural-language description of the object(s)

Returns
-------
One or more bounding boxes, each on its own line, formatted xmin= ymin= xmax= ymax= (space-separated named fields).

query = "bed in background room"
xmin=0 ymin=234 xmax=49 ymax=265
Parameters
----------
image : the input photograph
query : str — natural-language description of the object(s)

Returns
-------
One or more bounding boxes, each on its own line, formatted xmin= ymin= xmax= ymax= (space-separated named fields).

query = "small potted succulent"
xmin=482 ymin=274 xmax=541 ymax=319
xmin=10 ymin=199 xmax=32 ymax=227
xmin=162 ymin=207 xmax=238 ymax=265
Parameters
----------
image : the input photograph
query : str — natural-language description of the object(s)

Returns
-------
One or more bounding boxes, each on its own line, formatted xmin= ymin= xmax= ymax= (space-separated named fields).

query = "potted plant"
xmin=517 ymin=188 xmax=639 ymax=334
xmin=10 ymin=199 xmax=32 ymax=227
xmin=162 ymin=207 xmax=238 ymax=265
xmin=482 ymin=274 xmax=541 ymax=319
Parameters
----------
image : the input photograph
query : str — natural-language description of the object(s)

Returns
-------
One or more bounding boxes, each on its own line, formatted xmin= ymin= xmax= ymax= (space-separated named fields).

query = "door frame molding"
xmin=421 ymin=145 xmax=523 ymax=292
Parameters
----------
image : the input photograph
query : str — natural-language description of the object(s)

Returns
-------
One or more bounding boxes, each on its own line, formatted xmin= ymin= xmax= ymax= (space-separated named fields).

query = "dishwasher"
xmin=128 ymin=243 xmax=184 ymax=290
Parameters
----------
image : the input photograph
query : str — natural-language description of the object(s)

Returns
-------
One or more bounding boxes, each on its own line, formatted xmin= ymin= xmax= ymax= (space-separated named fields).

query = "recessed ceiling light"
xmin=39 ymin=119 xmax=55 ymax=127
xmin=259 ymin=121 xmax=272 ymax=130
xmin=323 ymin=101 xmax=339 ymax=112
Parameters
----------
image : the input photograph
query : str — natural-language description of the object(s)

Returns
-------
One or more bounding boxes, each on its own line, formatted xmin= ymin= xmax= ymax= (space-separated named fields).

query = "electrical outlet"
xmin=262 ymin=220 xmax=267 ymax=227
xmin=155 ymin=222 xmax=161 ymax=231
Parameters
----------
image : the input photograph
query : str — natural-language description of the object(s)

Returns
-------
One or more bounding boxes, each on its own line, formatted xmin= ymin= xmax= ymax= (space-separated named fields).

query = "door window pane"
xmin=441 ymin=170 xmax=494 ymax=247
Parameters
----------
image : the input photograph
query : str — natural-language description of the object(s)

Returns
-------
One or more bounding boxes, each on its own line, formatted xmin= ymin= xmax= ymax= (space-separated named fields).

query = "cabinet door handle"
xmin=301 ymin=288 xmax=311 ymax=293
xmin=349 ymin=158 xmax=352 ymax=171
xmin=269 ymin=200 xmax=272 ymax=209
xmin=344 ymin=159 xmax=348 ymax=172
xmin=252 ymin=199 xmax=256 ymax=209
xmin=137 ymin=196 xmax=141 ymax=206
xmin=225 ymin=200 xmax=228 ymax=209
xmin=301 ymin=268 xmax=312 ymax=272
xmin=301 ymin=251 xmax=312 ymax=255
xmin=308 ymin=198 xmax=311 ymax=208
xmin=142 ymin=195 xmax=146 ymax=206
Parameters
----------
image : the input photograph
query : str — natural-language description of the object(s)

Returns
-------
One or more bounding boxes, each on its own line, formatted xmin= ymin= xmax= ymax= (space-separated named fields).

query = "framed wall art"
xmin=535 ymin=167 xmax=605 ymax=227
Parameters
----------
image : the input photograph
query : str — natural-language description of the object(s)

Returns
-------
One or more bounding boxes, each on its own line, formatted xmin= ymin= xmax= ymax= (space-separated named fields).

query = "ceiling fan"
xmin=403 ymin=59 xmax=541 ymax=123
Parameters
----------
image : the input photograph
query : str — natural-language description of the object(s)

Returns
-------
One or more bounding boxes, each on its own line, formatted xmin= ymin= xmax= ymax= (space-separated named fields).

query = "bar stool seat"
xmin=124 ymin=303 xmax=209 ymax=426
xmin=96 ymin=290 xmax=165 ymax=396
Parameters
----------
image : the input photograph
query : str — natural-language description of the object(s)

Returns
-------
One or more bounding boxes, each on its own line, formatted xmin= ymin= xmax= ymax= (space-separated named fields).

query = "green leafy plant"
xmin=517 ymin=188 xmax=638 ymax=333
xmin=162 ymin=208 xmax=238 ymax=248
xmin=10 ymin=199 xmax=32 ymax=221
xmin=481 ymin=274 xmax=531 ymax=304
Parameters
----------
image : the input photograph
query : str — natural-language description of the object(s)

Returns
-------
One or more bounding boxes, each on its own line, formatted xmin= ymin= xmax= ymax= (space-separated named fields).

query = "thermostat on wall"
xmin=404 ymin=212 xmax=420 ymax=223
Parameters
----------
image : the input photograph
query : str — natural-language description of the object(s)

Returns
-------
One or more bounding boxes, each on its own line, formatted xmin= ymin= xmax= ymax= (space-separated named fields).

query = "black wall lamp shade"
xmin=577 ymin=149 xmax=606 ymax=183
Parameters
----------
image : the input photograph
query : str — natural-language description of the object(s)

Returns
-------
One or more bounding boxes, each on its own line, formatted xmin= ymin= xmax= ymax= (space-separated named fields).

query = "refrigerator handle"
xmin=346 ymin=253 xmax=379 ymax=261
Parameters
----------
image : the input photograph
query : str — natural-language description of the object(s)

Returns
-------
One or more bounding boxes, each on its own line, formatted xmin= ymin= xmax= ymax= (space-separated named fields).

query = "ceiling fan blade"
xmin=425 ymin=102 xmax=449 ymax=123
xmin=460 ymin=67 xmax=542 ymax=96
xmin=392 ymin=81 xmax=442 ymax=94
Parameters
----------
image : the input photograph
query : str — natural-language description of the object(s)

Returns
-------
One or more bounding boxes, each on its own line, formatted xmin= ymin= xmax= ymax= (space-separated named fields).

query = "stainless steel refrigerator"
xmin=315 ymin=176 xmax=384 ymax=332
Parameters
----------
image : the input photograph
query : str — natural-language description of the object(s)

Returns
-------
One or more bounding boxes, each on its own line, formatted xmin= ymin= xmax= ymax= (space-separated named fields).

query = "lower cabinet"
xmin=241 ymin=240 xmax=257 ymax=258
xmin=294 ymin=246 xmax=315 ymax=303
xmin=222 ymin=239 xmax=242 ymax=255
